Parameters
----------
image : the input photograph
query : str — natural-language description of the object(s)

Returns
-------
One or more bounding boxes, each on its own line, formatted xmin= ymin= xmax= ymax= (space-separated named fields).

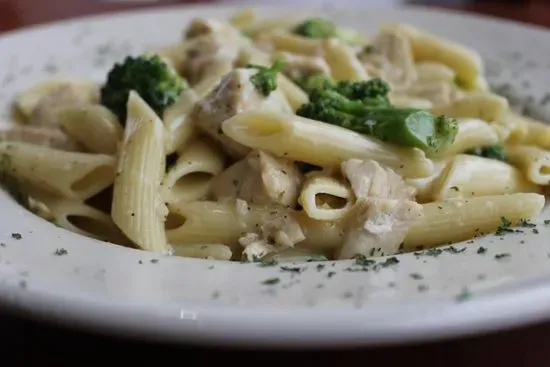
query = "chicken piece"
xmin=211 ymin=150 xmax=302 ymax=207
xmin=238 ymin=206 xmax=305 ymax=261
xmin=29 ymin=85 xmax=88 ymax=127
xmin=192 ymin=68 xmax=292 ymax=159
xmin=359 ymin=29 xmax=417 ymax=91
xmin=275 ymin=51 xmax=331 ymax=80
xmin=338 ymin=158 xmax=422 ymax=259
xmin=341 ymin=159 xmax=416 ymax=200
xmin=184 ymin=18 xmax=231 ymax=39
xmin=239 ymin=232 xmax=276 ymax=261
xmin=338 ymin=198 xmax=422 ymax=259
xmin=182 ymin=35 xmax=237 ymax=85
xmin=182 ymin=20 xmax=244 ymax=86
xmin=0 ymin=125 xmax=82 ymax=151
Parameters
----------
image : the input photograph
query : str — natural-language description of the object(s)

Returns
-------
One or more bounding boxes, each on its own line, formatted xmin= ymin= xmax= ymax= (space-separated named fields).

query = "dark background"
xmin=1 ymin=0 xmax=550 ymax=365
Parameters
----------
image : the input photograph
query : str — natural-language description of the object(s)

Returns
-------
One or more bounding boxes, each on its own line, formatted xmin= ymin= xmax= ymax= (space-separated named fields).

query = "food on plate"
xmin=0 ymin=9 xmax=548 ymax=262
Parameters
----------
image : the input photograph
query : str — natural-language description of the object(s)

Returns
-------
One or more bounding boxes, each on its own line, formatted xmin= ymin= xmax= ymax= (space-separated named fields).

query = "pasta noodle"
xmin=0 ymin=142 xmax=115 ymax=200
xmin=2 ymin=11 xmax=548 ymax=262
xmin=57 ymin=105 xmax=123 ymax=155
xmin=161 ymin=139 xmax=225 ymax=204
xmin=111 ymin=91 xmax=168 ymax=253
xmin=505 ymin=145 xmax=550 ymax=185
xmin=43 ymin=197 xmax=128 ymax=244
xmin=430 ymin=154 xmax=541 ymax=200
xmin=403 ymin=193 xmax=545 ymax=249
xmin=323 ymin=39 xmax=370 ymax=82
xmin=434 ymin=119 xmax=500 ymax=157
xmin=382 ymin=23 xmax=486 ymax=90
xmin=298 ymin=175 xmax=354 ymax=221
xmin=162 ymin=89 xmax=199 ymax=154
xmin=221 ymin=110 xmax=434 ymax=179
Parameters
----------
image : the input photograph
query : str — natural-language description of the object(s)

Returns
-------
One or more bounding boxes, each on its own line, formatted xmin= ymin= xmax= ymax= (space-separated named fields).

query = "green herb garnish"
xmin=465 ymin=145 xmax=508 ymax=162
xmin=354 ymin=254 xmax=376 ymax=267
xmin=456 ymin=287 xmax=471 ymax=302
xmin=246 ymin=60 xmax=285 ymax=97
xmin=262 ymin=277 xmax=280 ymax=285
xmin=495 ymin=217 xmax=514 ymax=236
xmin=280 ymin=266 xmax=304 ymax=274
xmin=258 ymin=259 xmax=278 ymax=267
xmin=494 ymin=253 xmax=511 ymax=260
xmin=54 ymin=248 xmax=67 ymax=256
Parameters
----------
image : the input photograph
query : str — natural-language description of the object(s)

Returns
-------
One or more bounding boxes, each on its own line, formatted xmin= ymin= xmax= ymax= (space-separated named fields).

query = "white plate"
xmin=1 ymin=3 xmax=550 ymax=348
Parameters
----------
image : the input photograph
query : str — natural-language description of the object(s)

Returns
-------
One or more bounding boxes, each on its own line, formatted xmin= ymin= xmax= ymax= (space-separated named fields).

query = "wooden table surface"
xmin=1 ymin=0 xmax=550 ymax=365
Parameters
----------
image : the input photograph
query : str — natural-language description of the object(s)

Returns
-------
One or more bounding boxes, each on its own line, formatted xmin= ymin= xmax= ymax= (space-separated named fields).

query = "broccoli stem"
xmin=332 ymin=108 xmax=455 ymax=153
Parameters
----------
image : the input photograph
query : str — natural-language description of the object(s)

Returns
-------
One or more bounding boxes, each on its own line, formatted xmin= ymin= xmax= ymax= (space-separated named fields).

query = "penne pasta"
xmin=323 ymin=39 xmax=370 ymax=82
xmin=403 ymin=193 xmax=545 ymax=249
xmin=42 ymin=197 xmax=129 ymax=244
xmin=277 ymin=74 xmax=310 ymax=111
xmin=405 ymin=158 xmax=449 ymax=203
xmin=505 ymin=145 xmax=550 ymax=185
xmin=221 ymin=110 xmax=434 ymax=179
xmin=162 ymin=89 xmax=199 ymax=154
xmin=111 ymin=91 xmax=168 ymax=253
xmin=430 ymin=92 xmax=509 ymax=122
xmin=499 ymin=112 xmax=529 ymax=143
xmin=57 ymin=105 xmax=123 ymax=155
xmin=241 ymin=18 xmax=301 ymax=35
xmin=415 ymin=61 xmax=456 ymax=83
xmin=161 ymin=139 xmax=226 ymax=204
xmin=521 ymin=117 xmax=550 ymax=149
xmin=0 ymin=142 xmax=115 ymax=200
xmin=434 ymin=119 xmax=500 ymax=157
xmin=298 ymin=175 xmax=354 ymax=221
xmin=166 ymin=200 xmax=344 ymax=251
xmin=255 ymin=30 xmax=323 ymax=56
xmin=383 ymin=23 xmax=486 ymax=90
xmin=431 ymin=154 xmax=541 ymax=200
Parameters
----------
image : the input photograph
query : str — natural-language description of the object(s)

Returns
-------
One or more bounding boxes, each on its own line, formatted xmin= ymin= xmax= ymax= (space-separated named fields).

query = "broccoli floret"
xmin=100 ymin=55 xmax=186 ymax=124
xmin=295 ymin=74 xmax=336 ymax=96
xmin=296 ymin=75 xmax=391 ymax=107
xmin=466 ymin=145 xmax=508 ymax=162
xmin=293 ymin=18 xmax=363 ymax=45
xmin=296 ymin=78 xmax=458 ymax=153
xmin=246 ymin=60 xmax=285 ymax=97
xmin=336 ymin=79 xmax=391 ymax=107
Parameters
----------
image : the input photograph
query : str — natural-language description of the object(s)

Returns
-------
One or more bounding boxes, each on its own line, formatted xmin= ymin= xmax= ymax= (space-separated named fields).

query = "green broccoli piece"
xmin=295 ymin=74 xmax=336 ymax=96
xmin=296 ymin=78 xmax=458 ymax=153
xmin=100 ymin=55 xmax=186 ymax=124
xmin=293 ymin=18 xmax=363 ymax=45
xmin=246 ymin=60 xmax=285 ymax=97
xmin=296 ymin=75 xmax=391 ymax=107
xmin=336 ymin=79 xmax=391 ymax=107
xmin=465 ymin=145 xmax=508 ymax=162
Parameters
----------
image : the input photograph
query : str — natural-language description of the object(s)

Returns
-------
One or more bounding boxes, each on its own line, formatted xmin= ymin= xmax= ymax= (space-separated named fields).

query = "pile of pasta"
xmin=0 ymin=9 xmax=548 ymax=262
